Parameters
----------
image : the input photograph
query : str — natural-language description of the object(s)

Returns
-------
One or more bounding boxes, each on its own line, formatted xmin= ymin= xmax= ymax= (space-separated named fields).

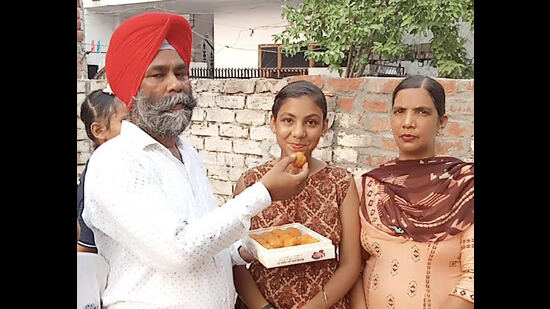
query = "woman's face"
xmin=270 ymin=95 xmax=328 ymax=160
xmin=391 ymin=88 xmax=447 ymax=160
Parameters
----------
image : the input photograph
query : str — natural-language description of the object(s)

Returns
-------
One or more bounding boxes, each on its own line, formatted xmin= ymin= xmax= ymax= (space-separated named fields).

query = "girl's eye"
xmin=393 ymin=108 xmax=404 ymax=114
xmin=307 ymin=120 xmax=318 ymax=126
xmin=283 ymin=118 xmax=293 ymax=123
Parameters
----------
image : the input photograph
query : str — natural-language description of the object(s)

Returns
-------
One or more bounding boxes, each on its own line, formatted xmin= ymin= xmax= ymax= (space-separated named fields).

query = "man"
xmin=82 ymin=12 xmax=308 ymax=308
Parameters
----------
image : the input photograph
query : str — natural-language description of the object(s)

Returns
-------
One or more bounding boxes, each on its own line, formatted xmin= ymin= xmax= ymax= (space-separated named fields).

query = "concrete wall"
xmin=77 ymin=0 xmax=87 ymax=79
xmin=77 ymin=76 xmax=474 ymax=204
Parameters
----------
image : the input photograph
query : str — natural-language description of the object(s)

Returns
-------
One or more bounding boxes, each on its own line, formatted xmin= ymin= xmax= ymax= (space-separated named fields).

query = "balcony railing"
xmin=191 ymin=67 xmax=309 ymax=79
xmin=367 ymin=63 xmax=406 ymax=77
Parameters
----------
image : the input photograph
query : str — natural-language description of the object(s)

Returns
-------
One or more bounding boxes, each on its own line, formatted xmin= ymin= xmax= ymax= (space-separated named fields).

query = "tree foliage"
xmin=273 ymin=0 xmax=474 ymax=78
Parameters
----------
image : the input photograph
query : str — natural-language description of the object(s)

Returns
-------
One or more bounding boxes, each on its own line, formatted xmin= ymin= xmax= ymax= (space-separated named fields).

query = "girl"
xmin=77 ymin=88 xmax=128 ymax=253
xmin=234 ymin=81 xmax=362 ymax=309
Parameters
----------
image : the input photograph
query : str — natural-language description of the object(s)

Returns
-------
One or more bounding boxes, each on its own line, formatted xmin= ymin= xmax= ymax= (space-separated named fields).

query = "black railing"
xmin=190 ymin=65 xmax=405 ymax=79
xmin=191 ymin=67 xmax=309 ymax=79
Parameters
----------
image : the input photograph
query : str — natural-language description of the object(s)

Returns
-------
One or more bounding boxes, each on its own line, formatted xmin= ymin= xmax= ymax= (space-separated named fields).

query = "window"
xmin=260 ymin=46 xmax=278 ymax=68
xmin=259 ymin=44 xmax=310 ymax=68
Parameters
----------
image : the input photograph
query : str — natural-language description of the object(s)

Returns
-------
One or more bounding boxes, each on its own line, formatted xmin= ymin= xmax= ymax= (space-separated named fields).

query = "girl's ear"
xmin=90 ymin=121 xmax=107 ymax=142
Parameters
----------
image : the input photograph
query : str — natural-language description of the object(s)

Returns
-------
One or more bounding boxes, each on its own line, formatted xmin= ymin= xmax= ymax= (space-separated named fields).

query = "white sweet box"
xmin=242 ymin=222 xmax=336 ymax=269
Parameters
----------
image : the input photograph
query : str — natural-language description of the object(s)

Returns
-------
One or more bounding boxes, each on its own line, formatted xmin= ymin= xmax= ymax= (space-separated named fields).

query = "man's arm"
xmin=85 ymin=153 xmax=307 ymax=273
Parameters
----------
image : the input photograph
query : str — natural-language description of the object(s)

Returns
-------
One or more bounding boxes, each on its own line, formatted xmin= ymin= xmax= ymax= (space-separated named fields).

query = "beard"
xmin=130 ymin=91 xmax=197 ymax=139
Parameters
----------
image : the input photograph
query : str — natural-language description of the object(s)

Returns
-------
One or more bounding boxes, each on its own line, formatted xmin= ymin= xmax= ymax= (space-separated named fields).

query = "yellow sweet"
xmin=293 ymin=152 xmax=307 ymax=168
xmin=285 ymin=227 xmax=301 ymax=237
xmin=250 ymin=226 xmax=319 ymax=249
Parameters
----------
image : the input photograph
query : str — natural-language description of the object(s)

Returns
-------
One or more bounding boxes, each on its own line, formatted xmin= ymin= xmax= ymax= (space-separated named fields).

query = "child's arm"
xmin=349 ymin=274 xmax=367 ymax=309
xmin=233 ymin=265 xmax=271 ymax=309
xmin=302 ymin=175 xmax=363 ymax=309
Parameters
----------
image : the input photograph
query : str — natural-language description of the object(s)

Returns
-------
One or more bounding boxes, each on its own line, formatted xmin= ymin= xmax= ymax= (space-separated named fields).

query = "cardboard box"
xmin=242 ymin=222 xmax=336 ymax=269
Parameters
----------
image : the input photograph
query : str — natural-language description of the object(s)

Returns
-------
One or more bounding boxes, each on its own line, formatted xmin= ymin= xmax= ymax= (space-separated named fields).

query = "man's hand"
xmin=260 ymin=155 xmax=309 ymax=201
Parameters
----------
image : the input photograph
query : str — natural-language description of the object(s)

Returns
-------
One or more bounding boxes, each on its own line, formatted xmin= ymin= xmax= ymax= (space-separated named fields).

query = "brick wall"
xmin=76 ymin=0 xmax=87 ymax=79
xmin=76 ymin=76 xmax=474 ymax=204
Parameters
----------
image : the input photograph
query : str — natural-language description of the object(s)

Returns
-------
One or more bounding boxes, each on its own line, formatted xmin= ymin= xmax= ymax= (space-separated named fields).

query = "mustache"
xmin=155 ymin=92 xmax=197 ymax=112
xmin=131 ymin=91 xmax=197 ymax=138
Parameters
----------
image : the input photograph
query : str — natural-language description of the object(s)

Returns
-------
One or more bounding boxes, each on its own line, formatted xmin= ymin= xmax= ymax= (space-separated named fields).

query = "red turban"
xmin=105 ymin=12 xmax=193 ymax=110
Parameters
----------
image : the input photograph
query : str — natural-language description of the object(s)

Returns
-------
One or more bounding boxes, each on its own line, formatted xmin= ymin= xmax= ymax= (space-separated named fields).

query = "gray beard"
xmin=130 ymin=91 xmax=197 ymax=139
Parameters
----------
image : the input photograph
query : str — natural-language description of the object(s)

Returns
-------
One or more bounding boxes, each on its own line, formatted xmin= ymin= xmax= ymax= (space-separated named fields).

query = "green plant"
xmin=273 ymin=0 xmax=474 ymax=78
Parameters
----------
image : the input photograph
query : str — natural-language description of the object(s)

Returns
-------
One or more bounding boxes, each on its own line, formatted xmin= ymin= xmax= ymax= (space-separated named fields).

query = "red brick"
xmin=445 ymin=121 xmax=474 ymax=137
xmin=363 ymin=100 xmax=387 ymax=112
xmin=382 ymin=79 xmax=402 ymax=94
xmin=435 ymin=140 xmax=464 ymax=155
xmin=289 ymin=75 xmax=323 ymax=89
xmin=77 ymin=30 xmax=85 ymax=42
xmin=327 ymin=78 xmax=363 ymax=92
xmin=77 ymin=19 xmax=82 ymax=31
xmin=381 ymin=136 xmax=398 ymax=151
xmin=436 ymin=79 xmax=457 ymax=94
xmin=466 ymin=81 xmax=474 ymax=92
xmin=448 ymin=104 xmax=473 ymax=114
xmin=368 ymin=118 xmax=390 ymax=131
xmin=338 ymin=97 xmax=354 ymax=112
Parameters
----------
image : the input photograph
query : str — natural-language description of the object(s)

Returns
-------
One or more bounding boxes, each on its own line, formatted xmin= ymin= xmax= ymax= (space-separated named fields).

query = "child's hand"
xmin=238 ymin=246 xmax=256 ymax=263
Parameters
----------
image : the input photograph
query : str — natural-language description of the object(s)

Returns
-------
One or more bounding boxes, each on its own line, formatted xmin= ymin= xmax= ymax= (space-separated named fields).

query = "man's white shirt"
xmin=83 ymin=121 xmax=271 ymax=308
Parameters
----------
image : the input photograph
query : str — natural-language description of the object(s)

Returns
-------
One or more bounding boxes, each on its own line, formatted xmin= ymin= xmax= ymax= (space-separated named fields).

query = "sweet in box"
xmin=242 ymin=222 xmax=336 ymax=269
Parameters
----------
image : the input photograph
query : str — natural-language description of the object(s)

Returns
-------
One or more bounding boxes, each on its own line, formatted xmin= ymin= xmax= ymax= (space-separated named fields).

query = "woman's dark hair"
xmin=272 ymin=80 xmax=327 ymax=119
xmin=392 ymin=75 xmax=445 ymax=119
xmin=80 ymin=89 xmax=117 ymax=148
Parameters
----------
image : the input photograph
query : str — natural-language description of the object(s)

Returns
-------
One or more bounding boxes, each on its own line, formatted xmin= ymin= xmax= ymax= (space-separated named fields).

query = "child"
xmin=233 ymin=81 xmax=362 ymax=309
xmin=77 ymin=88 xmax=128 ymax=253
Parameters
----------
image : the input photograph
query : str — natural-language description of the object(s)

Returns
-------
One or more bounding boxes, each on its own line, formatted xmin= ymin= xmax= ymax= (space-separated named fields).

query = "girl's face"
xmin=103 ymin=99 xmax=129 ymax=141
xmin=92 ymin=99 xmax=129 ymax=146
xmin=391 ymin=88 xmax=447 ymax=160
xmin=270 ymin=95 xmax=328 ymax=159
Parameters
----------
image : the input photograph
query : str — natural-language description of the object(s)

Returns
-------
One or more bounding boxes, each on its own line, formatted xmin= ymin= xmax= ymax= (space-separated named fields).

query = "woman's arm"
xmin=439 ymin=224 xmax=474 ymax=309
xmin=302 ymin=176 xmax=362 ymax=308
xmin=349 ymin=275 xmax=367 ymax=309
xmin=232 ymin=175 xmax=272 ymax=309
xmin=438 ymin=296 xmax=474 ymax=309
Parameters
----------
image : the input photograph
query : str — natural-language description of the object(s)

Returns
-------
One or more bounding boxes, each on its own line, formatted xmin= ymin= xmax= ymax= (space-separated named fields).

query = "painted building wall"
xmin=213 ymin=8 xmax=287 ymax=68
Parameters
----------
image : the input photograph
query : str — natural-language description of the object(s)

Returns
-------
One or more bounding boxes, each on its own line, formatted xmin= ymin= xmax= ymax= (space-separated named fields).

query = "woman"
xmin=233 ymin=81 xmax=362 ymax=309
xmin=350 ymin=75 xmax=474 ymax=309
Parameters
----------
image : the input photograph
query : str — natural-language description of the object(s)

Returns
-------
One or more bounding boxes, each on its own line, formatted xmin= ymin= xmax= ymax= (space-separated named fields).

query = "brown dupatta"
xmin=360 ymin=156 xmax=474 ymax=242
